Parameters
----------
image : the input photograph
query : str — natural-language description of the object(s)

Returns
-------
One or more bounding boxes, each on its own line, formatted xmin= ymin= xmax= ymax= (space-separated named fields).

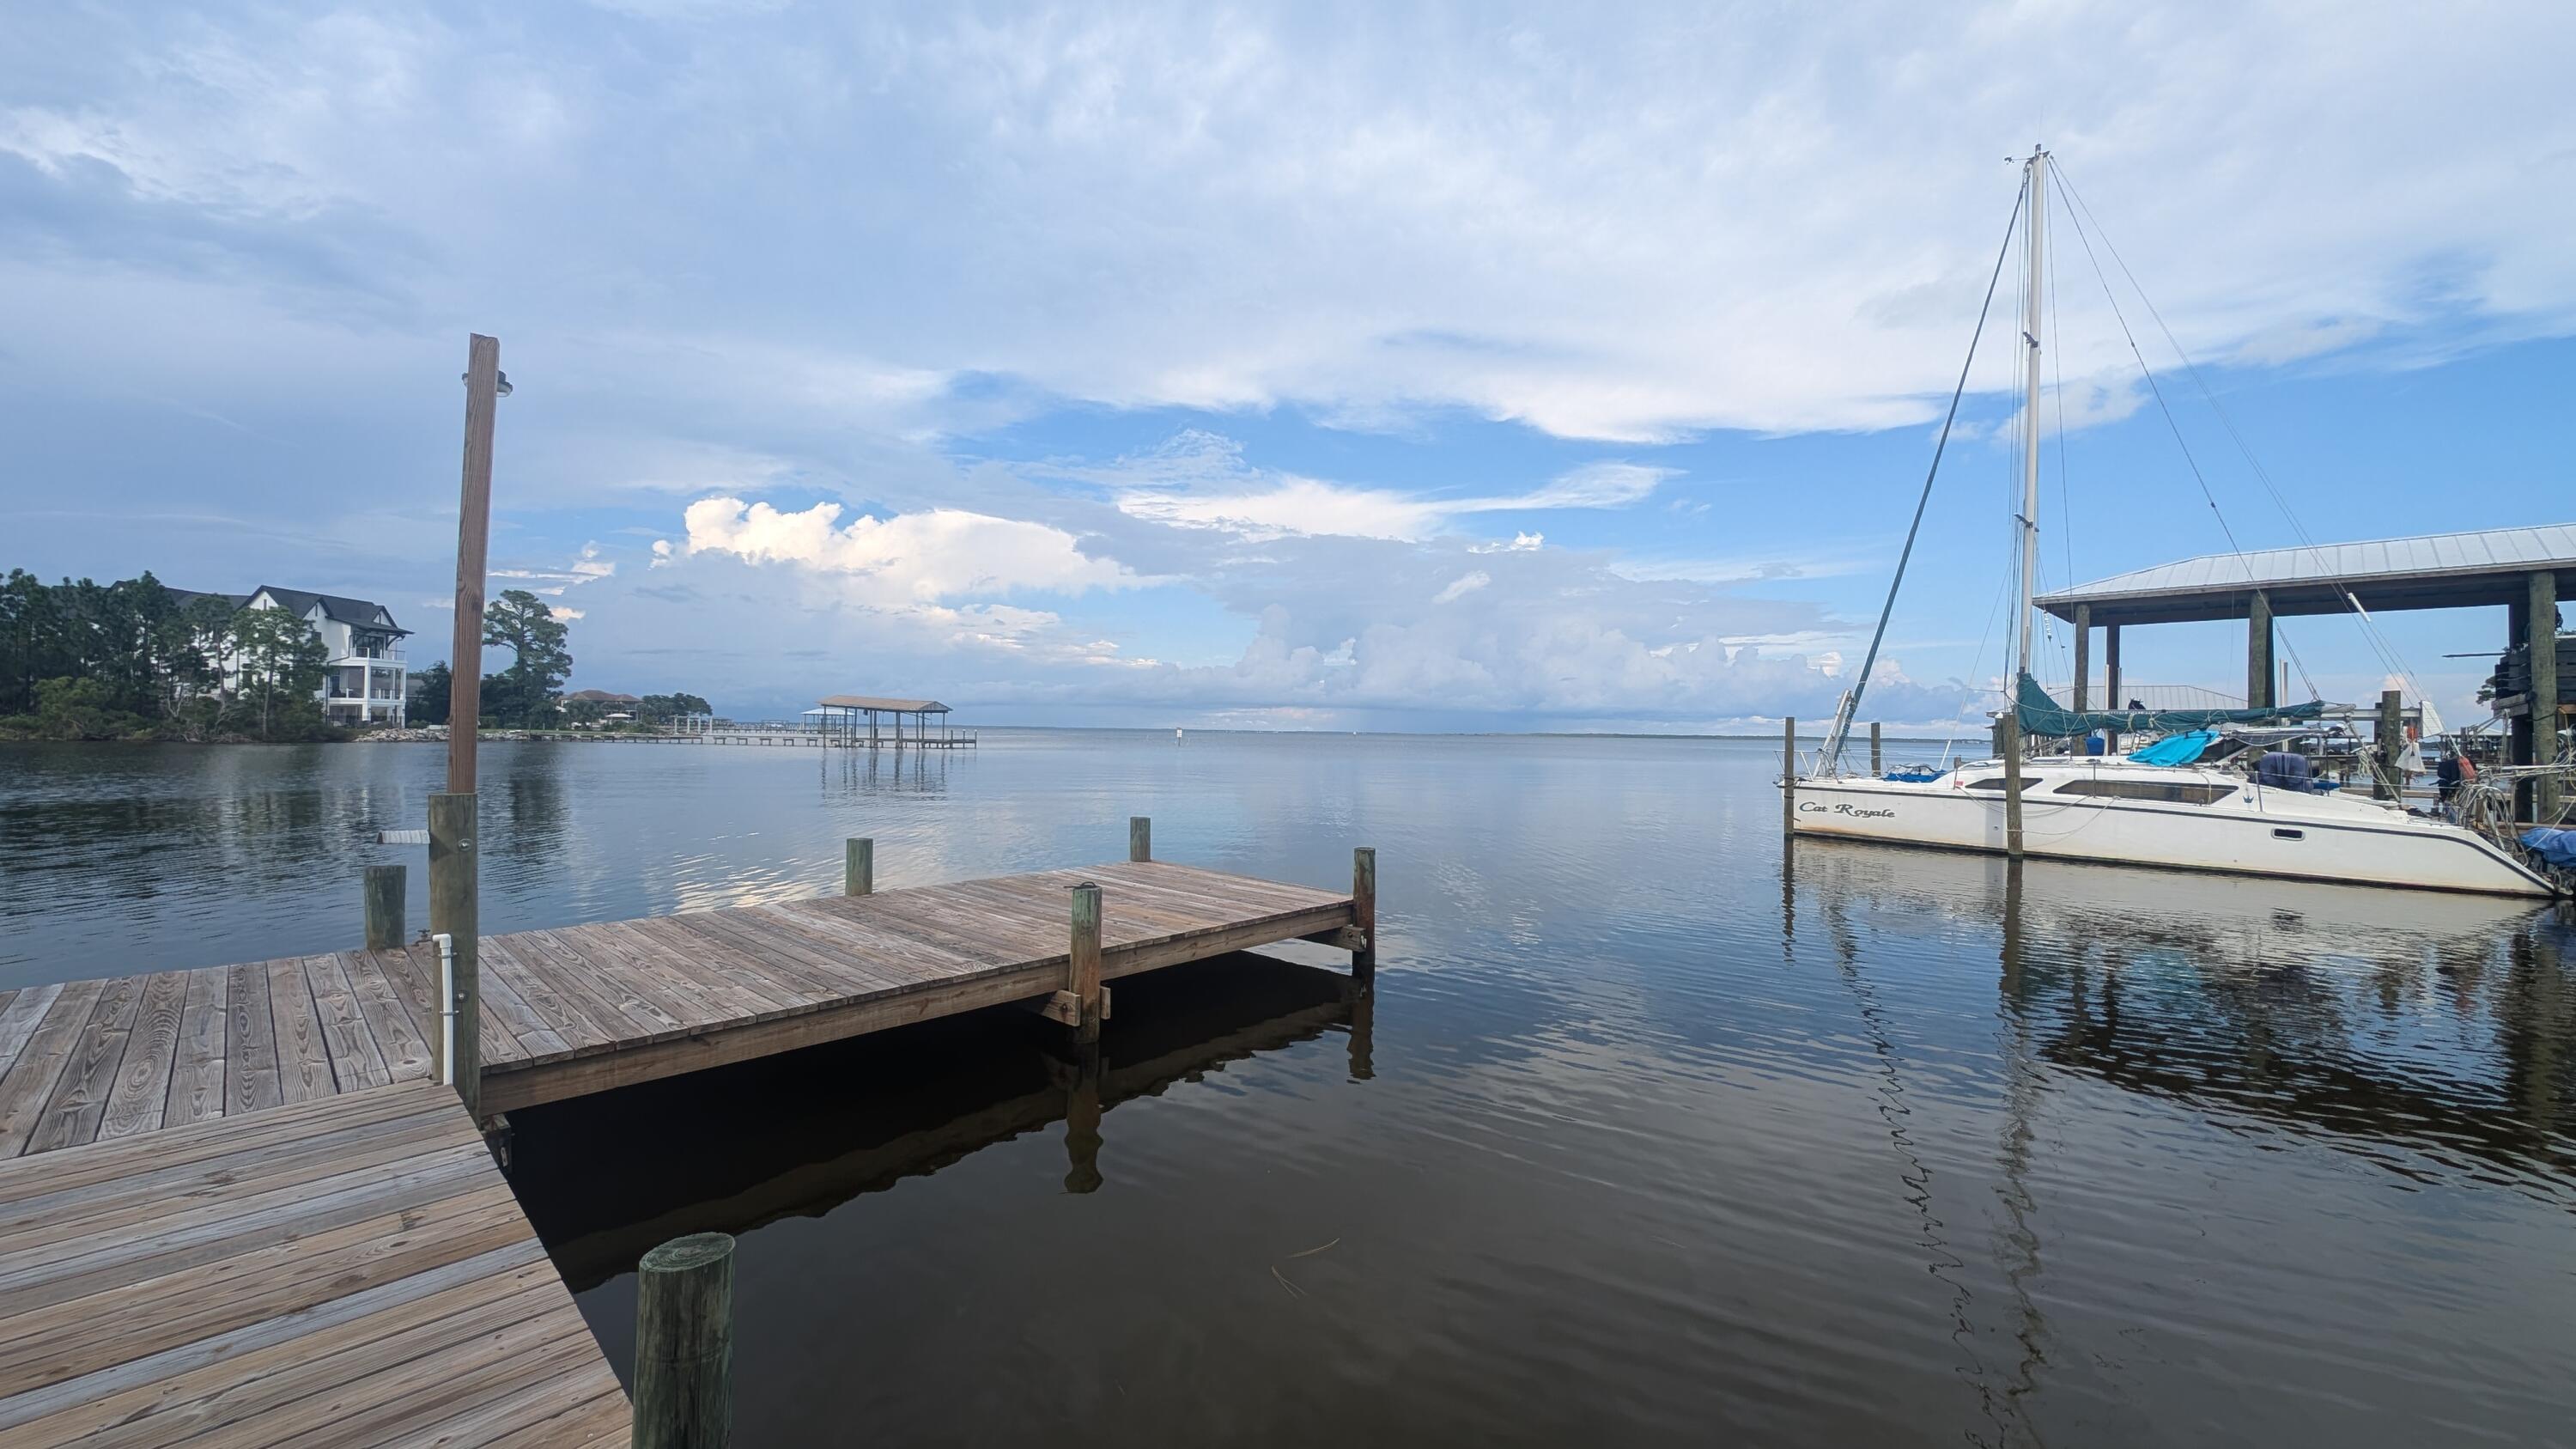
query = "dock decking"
xmin=0 ymin=1079 xmax=629 ymax=1447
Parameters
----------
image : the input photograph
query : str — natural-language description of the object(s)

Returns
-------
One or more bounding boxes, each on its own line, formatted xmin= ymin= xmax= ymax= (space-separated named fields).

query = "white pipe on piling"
xmin=431 ymin=932 xmax=458 ymax=1087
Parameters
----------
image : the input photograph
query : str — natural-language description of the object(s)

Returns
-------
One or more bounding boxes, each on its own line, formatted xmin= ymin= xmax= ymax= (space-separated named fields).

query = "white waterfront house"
xmin=173 ymin=586 xmax=413 ymax=727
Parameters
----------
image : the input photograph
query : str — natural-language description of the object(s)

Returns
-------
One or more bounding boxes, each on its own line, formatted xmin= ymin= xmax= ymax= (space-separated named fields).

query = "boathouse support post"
xmin=845 ymin=837 xmax=872 ymax=896
xmin=1352 ymin=846 xmax=1377 ymax=988
xmin=2376 ymin=688 xmax=2405 ymax=800
xmin=1130 ymin=816 xmax=1151 ymax=862
xmin=1782 ymin=715 xmax=1796 ymax=833
xmin=2533 ymin=569 xmax=2561 ymax=824
xmin=2002 ymin=715 xmax=2026 ymax=858
xmin=633 ymin=1233 xmax=734 ymax=1449
xmin=1069 ymin=882 xmax=1103 ymax=1044
xmin=1869 ymin=721 xmax=1883 ymax=778
xmin=2073 ymin=604 xmax=2091 ymax=714
xmin=2247 ymin=589 xmax=2275 ymax=713
xmin=2105 ymin=624 xmax=2122 ymax=713
xmin=427 ymin=792 xmax=481 ymax=1118
xmin=362 ymin=864 xmax=405 ymax=951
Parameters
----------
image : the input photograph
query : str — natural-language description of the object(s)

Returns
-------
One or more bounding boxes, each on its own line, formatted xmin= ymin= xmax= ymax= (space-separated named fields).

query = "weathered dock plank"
xmin=0 ymin=1078 xmax=628 ymax=1446
xmin=0 ymin=858 xmax=1359 ymax=1154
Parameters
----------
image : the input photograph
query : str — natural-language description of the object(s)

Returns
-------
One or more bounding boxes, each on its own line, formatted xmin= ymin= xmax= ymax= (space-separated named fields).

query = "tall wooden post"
xmin=2375 ymin=688 xmax=2405 ymax=800
xmin=2533 ymin=569 xmax=2561 ymax=824
xmin=362 ymin=865 xmax=405 ymax=951
xmin=1352 ymin=846 xmax=1376 ymax=988
xmin=1781 ymin=715 xmax=1797 ymax=835
xmin=2246 ymin=589 xmax=2274 ymax=713
xmin=632 ymin=1233 xmax=734 ymax=1449
xmin=2104 ymin=624 xmax=2123 ymax=711
xmin=447 ymin=334 xmax=501 ymax=794
xmin=1068 ymin=882 xmax=1103 ymax=1044
xmin=1868 ymin=721 xmax=1883 ymax=778
xmin=427 ymin=793 xmax=480 ymax=1117
xmin=2002 ymin=714 xmax=2026 ymax=858
xmin=2072 ymin=603 xmax=2092 ymax=714
xmin=845 ymin=837 xmax=873 ymax=896
xmin=1129 ymin=816 xmax=1151 ymax=862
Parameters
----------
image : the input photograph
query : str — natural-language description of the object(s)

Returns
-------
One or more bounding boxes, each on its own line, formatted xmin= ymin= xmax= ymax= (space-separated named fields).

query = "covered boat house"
xmin=808 ymin=694 xmax=975 ymax=749
xmin=2034 ymin=524 xmax=2573 ymax=822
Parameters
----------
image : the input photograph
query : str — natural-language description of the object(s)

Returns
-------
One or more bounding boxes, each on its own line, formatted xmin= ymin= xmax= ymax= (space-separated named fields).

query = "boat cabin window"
xmin=2051 ymin=778 xmax=2237 ymax=806
xmin=1965 ymin=776 xmax=2021 ymax=790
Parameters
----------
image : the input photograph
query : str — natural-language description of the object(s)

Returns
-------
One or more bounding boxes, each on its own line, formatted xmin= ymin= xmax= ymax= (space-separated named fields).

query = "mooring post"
xmin=1069 ymin=882 xmax=1103 ymax=1044
xmin=2376 ymin=688 xmax=2404 ymax=799
xmin=1129 ymin=815 xmax=1151 ymax=863
xmin=2002 ymin=715 xmax=2026 ymax=858
xmin=845 ymin=837 xmax=873 ymax=896
xmin=632 ymin=1233 xmax=734 ymax=1449
xmin=427 ymin=793 xmax=480 ymax=1117
xmin=362 ymin=864 xmax=405 ymax=951
xmin=1869 ymin=720 xmax=1883 ymax=778
xmin=1781 ymin=715 xmax=1797 ymax=836
xmin=1352 ymin=845 xmax=1376 ymax=987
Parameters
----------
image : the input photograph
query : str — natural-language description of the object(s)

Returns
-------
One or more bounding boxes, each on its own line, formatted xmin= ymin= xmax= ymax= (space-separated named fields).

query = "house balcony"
xmin=330 ymin=648 xmax=406 ymax=667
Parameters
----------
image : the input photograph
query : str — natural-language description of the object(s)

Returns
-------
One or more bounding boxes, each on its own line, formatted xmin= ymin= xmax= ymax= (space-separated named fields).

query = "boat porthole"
xmin=2272 ymin=828 xmax=2305 ymax=841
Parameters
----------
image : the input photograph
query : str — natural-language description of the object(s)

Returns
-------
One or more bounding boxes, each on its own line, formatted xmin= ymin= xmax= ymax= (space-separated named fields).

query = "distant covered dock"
xmin=2034 ymin=523 xmax=2573 ymax=820
xmin=808 ymin=693 xmax=976 ymax=749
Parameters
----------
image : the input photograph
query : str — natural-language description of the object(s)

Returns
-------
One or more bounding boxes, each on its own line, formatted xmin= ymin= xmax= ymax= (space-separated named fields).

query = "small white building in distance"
xmin=172 ymin=586 xmax=413 ymax=727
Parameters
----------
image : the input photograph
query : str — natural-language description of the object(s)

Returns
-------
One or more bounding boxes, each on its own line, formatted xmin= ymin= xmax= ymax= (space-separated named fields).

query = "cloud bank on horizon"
xmin=3 ymin=2 xmax=2571 ymax=728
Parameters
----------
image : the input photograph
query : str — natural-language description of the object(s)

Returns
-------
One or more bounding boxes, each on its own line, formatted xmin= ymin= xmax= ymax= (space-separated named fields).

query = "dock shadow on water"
xmin=509 ymin=950 xmax=1371 ymax=1440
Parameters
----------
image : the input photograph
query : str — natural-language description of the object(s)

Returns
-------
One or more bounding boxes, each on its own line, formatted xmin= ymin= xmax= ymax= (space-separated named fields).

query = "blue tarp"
xmin=2127 ymin=730 xmax=2221 ymax=766
xmin=2523 ymin=828 xmax=2576 ymax=869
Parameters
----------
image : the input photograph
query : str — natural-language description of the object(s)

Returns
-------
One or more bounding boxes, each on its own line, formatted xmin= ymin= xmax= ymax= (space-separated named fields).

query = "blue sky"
xmin=4 ymin=2 xmax=2572 ymax=731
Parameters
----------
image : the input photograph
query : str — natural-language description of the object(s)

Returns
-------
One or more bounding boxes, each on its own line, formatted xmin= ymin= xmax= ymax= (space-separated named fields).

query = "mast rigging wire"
xmin=1820 ymin=176 xmax=2028 ymax=771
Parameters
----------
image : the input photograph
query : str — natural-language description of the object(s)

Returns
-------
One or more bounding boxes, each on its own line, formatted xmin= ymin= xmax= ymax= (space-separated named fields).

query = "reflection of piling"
xmin=633 ymin=1233 xmax=734 ymax=1449
xmin=1352 ymin=847 xmax=1377 ymax=987
xmin=1060 ymin=1050 xmax=1103 ymax=1194
xmin=362 ymin=864 xmax=405 ymax=950
xmin=1347 ymin=987 xmax=1375 ymax=1081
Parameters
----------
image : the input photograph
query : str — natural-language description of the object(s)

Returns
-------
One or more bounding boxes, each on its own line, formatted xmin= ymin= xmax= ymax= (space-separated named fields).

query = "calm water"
xmin=3 ymin=732 xmax=2573 ymax=1446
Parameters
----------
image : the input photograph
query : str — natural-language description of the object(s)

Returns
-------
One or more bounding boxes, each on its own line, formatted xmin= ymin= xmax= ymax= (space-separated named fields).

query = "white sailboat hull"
xmin=1789 ymin=764 xmax=2555 ymax=898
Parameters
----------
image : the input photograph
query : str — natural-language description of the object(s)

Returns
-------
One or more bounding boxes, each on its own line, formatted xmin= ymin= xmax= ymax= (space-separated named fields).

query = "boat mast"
xmin=2014 ymin=147 xmax=2047 ymax=691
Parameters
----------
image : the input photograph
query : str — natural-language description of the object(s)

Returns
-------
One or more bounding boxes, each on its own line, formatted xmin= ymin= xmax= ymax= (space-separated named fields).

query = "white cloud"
xmin=1432 ymin=570 xmax=1490 ymax=603
xmin=680 ymin=496 xmax=1139 ymax=602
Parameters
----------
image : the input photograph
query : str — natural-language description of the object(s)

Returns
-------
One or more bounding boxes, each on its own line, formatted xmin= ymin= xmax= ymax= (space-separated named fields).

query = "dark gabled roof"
xmin=247 ymin=587 xmax=410 ymax=636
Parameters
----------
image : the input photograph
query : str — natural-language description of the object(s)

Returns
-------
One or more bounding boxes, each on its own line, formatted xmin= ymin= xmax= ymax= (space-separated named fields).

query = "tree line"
xmin=3 ymin=571 xmax=709 ymax=741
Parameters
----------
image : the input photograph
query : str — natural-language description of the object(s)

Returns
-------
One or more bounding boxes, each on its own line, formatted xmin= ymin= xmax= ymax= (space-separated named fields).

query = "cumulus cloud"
xmin=681 ymin=497 xmax=1138 ymax=600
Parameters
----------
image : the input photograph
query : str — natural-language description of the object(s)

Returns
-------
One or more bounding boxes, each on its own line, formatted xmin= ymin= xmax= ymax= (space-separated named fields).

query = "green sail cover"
xmin=2014 ymin=671 xmax=2324 ymax=737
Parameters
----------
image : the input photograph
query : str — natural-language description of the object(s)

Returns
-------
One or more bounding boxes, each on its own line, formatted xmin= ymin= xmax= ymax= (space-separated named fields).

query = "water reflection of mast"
xmin=1990 ymin=861 xmax=2052 ymax=1441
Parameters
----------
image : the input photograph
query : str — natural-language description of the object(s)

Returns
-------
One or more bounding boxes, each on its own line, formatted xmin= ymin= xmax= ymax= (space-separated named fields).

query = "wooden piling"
xmin=2376 ymin=688 xmax=2404 ymax=800
xmin=2002 ymin=715 xmax=2026 ymax=857
xmin=428 ymin=792 xmax=480 ymax=1117
xmin=1068 ymin=882 xmax=1103 ymax=1044
xmin=447 ymin=335 xmax=501 ymax=795
xmin=363 ymin=864 xmax=405 ymax=951
xmin=1869 ymin=720 xmax=1883 ymax=778
xmin=1352 ymin=846 xmax=1377 ymax=987
xmin=632 ymin=1233 xmax=734 ymax=1449
xmin=1129 ymin=815 xmax=1151 ymax=863
xmin=1781 ymin=715 xmax=1797 ymax=835
xmin=845 ymin=837 xmax=873 ymax=896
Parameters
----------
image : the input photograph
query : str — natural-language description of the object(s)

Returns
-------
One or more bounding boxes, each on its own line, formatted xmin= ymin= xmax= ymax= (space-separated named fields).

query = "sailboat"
xmin=1785 ymin=149 xmax=2560 ymax=899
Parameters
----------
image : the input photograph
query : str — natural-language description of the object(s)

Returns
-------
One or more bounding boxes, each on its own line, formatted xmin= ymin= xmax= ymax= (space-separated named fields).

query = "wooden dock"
xmin=0 ymin=1079 xmax=628 ymax=1447
xmin=0 ymin=848 xmax=1368 ymax=1445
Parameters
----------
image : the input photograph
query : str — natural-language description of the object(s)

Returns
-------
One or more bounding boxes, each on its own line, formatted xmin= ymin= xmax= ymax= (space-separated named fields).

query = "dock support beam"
xmin=633 ymin=1233 xmax=734 ymax=1449
xmin=2376 ymin=688 xmax=2404 ymax=800
xmin=2002 ymin=715 xmax=2026 ymax=857
xmin=1068 ymin=882 xmax=1103 ymax=1044
xmin=1869 ymin=721 xmax=1882 ymax=778
xmin=1782 ymin=715 xmax=1796 ymax=834
xmin=2533 ymin=569 xmax=2561 ymax=824
xmin=2105 ymin=624 xmax=2122 ymax=714
xmin=1352 ymin=846 xmax=1376 ymax=988
xmin=363 ymin=864 xmax=405 ymax=951
xmin=1129 ymin=816 xmax=1151 ymax=863
xmin=845 ymin=837 xmax=872 ymax=896
xmin=427 ymin=793 xmax=480 ymax=1118
xmin=2247 ymin=589 xmax=2275 ymax=713
xmin=2073 ymin=603 xmax=2091 ymax=714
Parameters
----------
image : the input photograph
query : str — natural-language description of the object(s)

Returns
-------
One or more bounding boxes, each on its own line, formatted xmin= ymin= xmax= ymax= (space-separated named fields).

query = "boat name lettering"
xmin=1800 ymin=801 xmax=1896 ymax=819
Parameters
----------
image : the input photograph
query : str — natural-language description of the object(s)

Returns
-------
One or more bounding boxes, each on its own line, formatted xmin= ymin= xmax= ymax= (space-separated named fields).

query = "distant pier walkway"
xmin=0 ymin=849 xmax=1366 ymax=1444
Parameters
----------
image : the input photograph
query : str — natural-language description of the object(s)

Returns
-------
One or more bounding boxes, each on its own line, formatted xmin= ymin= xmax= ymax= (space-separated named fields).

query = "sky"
xmin=4 ymin=1 xmax=2573 ymax=733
